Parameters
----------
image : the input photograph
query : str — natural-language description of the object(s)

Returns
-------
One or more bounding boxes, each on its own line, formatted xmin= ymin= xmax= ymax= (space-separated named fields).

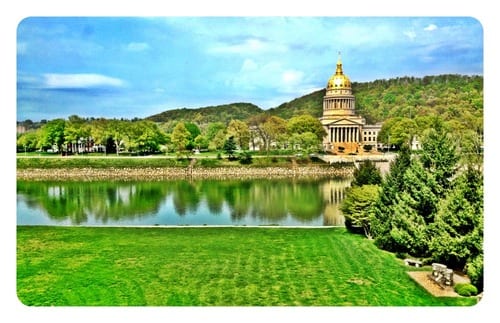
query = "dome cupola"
xmin=326 ymin=52 xmax=351 ymax=90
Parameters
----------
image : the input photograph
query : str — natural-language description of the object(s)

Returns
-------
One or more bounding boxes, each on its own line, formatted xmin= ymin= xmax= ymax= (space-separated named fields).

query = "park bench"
xmin=404 ymin=258 xmax=423 ymax=267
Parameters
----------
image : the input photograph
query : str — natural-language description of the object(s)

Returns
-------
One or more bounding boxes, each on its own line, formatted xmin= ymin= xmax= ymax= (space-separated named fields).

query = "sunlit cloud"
xmin=43 ymin=73 xmax=126 ymax=89
xmin=424 ymin=24 xmax=438 ymax=31
xmin=208 ymin=37 xmax=287 ymax=55
xmin=404 ymin=30 xmax=417 ymax=40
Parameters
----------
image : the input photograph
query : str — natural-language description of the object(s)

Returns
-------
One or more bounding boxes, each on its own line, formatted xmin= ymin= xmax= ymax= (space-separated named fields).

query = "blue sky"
xmin=17 ymin=16 xmax=483 ymax=121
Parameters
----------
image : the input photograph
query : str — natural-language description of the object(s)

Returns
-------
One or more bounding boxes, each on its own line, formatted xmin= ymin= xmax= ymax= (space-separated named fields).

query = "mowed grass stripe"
xmin=16 ymin=226 xmax=476 ymax=306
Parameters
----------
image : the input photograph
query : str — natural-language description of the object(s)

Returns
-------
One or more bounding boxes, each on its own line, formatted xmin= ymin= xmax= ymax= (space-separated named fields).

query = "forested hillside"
xmin=146 ymin=102 xmax=262 ymax=125
xmin=270 ymin=74 xmax=482 ymax=126
xmin=144 ymin=74 xmax=482 ymax=133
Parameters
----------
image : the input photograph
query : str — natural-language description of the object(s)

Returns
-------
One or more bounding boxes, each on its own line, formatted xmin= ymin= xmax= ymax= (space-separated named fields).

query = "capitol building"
xmin=320 ymin=54 xmax=382 ymax=154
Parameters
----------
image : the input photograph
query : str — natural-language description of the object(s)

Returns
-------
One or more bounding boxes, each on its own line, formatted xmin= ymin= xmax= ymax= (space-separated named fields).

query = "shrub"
xmin=454 ymin=283 xmax=478 ymax=297
xmin=395 ymin=252 xmax=407 ymax=259
xmin=466 ymin=254 xmax=484 ymax=292
xmin=239 ymin=151 xmax=253 ymax=165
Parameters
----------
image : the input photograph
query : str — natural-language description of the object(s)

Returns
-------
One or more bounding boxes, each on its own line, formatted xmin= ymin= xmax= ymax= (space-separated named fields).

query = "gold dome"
xmin=326 ymin=53 xmax=351 ymax=90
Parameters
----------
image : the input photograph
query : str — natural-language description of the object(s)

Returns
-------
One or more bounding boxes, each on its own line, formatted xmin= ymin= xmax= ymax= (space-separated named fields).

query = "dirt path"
xmin=407 ymin=271 xmax=470 ymax=297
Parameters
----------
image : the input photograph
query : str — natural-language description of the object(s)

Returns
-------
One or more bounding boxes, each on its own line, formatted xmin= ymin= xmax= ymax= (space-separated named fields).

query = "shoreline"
xmin=17 ymin=165 xmax=354 ymax=181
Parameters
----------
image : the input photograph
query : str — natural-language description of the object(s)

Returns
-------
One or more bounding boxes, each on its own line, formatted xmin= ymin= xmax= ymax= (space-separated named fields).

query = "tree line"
xmin=341 ymin=119 xmax=483 ymax=292
xmin=16 ymin=114 xmax=327 ymax=157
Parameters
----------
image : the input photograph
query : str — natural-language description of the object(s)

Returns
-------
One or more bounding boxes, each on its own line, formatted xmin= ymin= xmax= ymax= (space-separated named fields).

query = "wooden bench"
xmin=404 ymin=258 xmax=423 ymax=267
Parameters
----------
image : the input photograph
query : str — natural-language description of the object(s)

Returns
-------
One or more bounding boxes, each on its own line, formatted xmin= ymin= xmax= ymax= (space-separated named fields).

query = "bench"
xmin=404 ymin=258 xmax=423 ymax=267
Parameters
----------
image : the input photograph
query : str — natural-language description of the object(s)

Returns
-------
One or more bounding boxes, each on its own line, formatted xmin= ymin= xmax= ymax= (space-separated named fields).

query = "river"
xmin=17 ymin=178 xmax=351 ymax=227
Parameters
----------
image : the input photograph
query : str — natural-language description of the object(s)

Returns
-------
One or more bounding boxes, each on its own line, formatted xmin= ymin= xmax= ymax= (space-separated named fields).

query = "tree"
xmin=378 ymin=117 xmax=417 ymax=148
xmin=429 ymin=167 xmax=483 ymax=274
xmin=247 ymin=113 xmax=270 ymax=151
xmin=171 ymin=122 xmax=191 ymax=157
xmin=289 ymin=132 xmax=319 ymax=154
xmin=126 ymin=121 xmax=167 ymax=154
xmin=37 ymin=119 xmax=66 ymax=153
xmin=64 ymin=115 xmax=91 ymax=154
xmin=287 ymin=114 xmax=327 ymax=142
xmin=370 ymin=144 xmax=412 ymax=251
xmin=351 ymin=160 xmax=382 ymax=187
xmin=227 ymin=119 xmax=250 ymax=150
xmin=261 ymin=116 xmax=287 ymax=151
xmin=209 ymin=129 xmax=226 ymax=152
xmin=223 ymin=136 xmax=237 ymax=159
xmin=184 ymin=122 xmax=201 ymax=151
xmin=107 ymin=119 xmax=128 ymax=155
xmin=194 ymin=134 xmax=209 ymax=150
xmin=420 ymin=122 xmax=459 ymax=191
xmin=206 ymin=122 xmax=226 ymax=142
xmin=341 ymin=185 xmax=380 ymax=238
xmin=17 ymin=131 xmax=39 ymax=152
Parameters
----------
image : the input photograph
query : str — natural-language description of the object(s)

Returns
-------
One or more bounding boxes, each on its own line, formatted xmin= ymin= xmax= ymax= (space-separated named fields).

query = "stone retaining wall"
xmin=17 ymin=166 xmax=354 ymax=181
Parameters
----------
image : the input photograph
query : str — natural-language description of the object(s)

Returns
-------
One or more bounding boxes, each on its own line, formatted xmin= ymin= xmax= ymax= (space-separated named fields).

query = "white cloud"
xmin=282 ymin=70 xmax=303 ymax=84
xmin=209 ymin=37 xmax=287 ymax=55
xmin=43 ymin=73 xmax=125 ymax=89
xmin=424 ymin=24 xmax=438 ymax=31
xmin=125 ymin=42 xmax=150 ymax=52
xmin=404 ymin=30 xmax=417 ymax=40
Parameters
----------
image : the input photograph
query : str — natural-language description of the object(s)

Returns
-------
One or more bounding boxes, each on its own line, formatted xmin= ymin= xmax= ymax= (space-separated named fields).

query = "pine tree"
xmin=420 ymin=122 xmax=459 ymax=192
xmin=223 ymin=136 xmax=237 ymax=159
xmin=351 ymin=160 xmax=382 ymax=187
xmin=429 ymin=167 xmax=483 ymax=273
xmin=370 ymin=144 xmax=412 ymax=251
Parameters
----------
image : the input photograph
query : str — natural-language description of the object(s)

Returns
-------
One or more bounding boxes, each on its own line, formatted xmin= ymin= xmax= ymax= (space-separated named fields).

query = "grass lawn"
xmin=16 ymin=226 xmax=477 ymax=306
xmin=16 ymin=154 xmax=328 ymax=170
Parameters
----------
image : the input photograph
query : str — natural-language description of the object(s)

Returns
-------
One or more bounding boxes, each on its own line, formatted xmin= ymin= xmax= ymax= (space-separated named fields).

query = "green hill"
xmin=268 ymin=74 xmax=482 ymax=126
xmin=145 ymin=74 xmax=483 ymax=133
xmin=268 ymin=89 xmax=325 ymax=119
xmin=146 ymin=102 xmax=263 ymax=125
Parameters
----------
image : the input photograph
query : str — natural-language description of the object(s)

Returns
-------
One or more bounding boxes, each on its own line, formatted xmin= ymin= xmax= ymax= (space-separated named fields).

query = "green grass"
xmin=17 ymin=226 xmax=477 ymax=306
xmin=16 ymin=155 xmax=320 ymax=169
xmin=17 ymin=156 xmax=190 ymax=169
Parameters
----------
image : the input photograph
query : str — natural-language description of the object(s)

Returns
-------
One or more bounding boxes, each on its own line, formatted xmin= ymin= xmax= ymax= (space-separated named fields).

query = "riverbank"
xmin=17 ymin=165 xmax=353 ymax=181
xmin=17 ymin=156 xmax=355 ymax=180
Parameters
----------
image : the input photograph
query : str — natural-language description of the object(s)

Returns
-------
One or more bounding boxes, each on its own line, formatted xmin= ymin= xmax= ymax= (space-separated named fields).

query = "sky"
xmin=16 ymin=16 xmax=484 ymax=122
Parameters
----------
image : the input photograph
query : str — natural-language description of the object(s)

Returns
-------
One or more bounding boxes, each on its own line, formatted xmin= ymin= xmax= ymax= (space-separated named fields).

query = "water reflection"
xmin=17 ymin=178 xmax=351 ymax=226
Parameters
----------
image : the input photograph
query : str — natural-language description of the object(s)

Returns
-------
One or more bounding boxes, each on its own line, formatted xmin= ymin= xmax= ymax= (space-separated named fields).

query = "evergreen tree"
xmin=420 ymin=121 xmax=459 ymax=192
xmin=429 ymin=167 xmax=483 ymax=273
xmin=223 ymin=136 xmax=237 ymax=159
xmin=370 ymin=144 xmax=412 ymax=251
xmin=400 ymin=160 xmax=440 ymax=224
xmin=389 ymin=192 xmax=429 ymax=256
xmin=351 ymin=160 xmax=382 ymax=187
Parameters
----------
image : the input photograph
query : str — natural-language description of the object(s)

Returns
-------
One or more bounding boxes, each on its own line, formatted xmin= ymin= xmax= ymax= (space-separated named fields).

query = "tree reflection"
xmin=17 ymin=178 xmax=350 ymax=225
